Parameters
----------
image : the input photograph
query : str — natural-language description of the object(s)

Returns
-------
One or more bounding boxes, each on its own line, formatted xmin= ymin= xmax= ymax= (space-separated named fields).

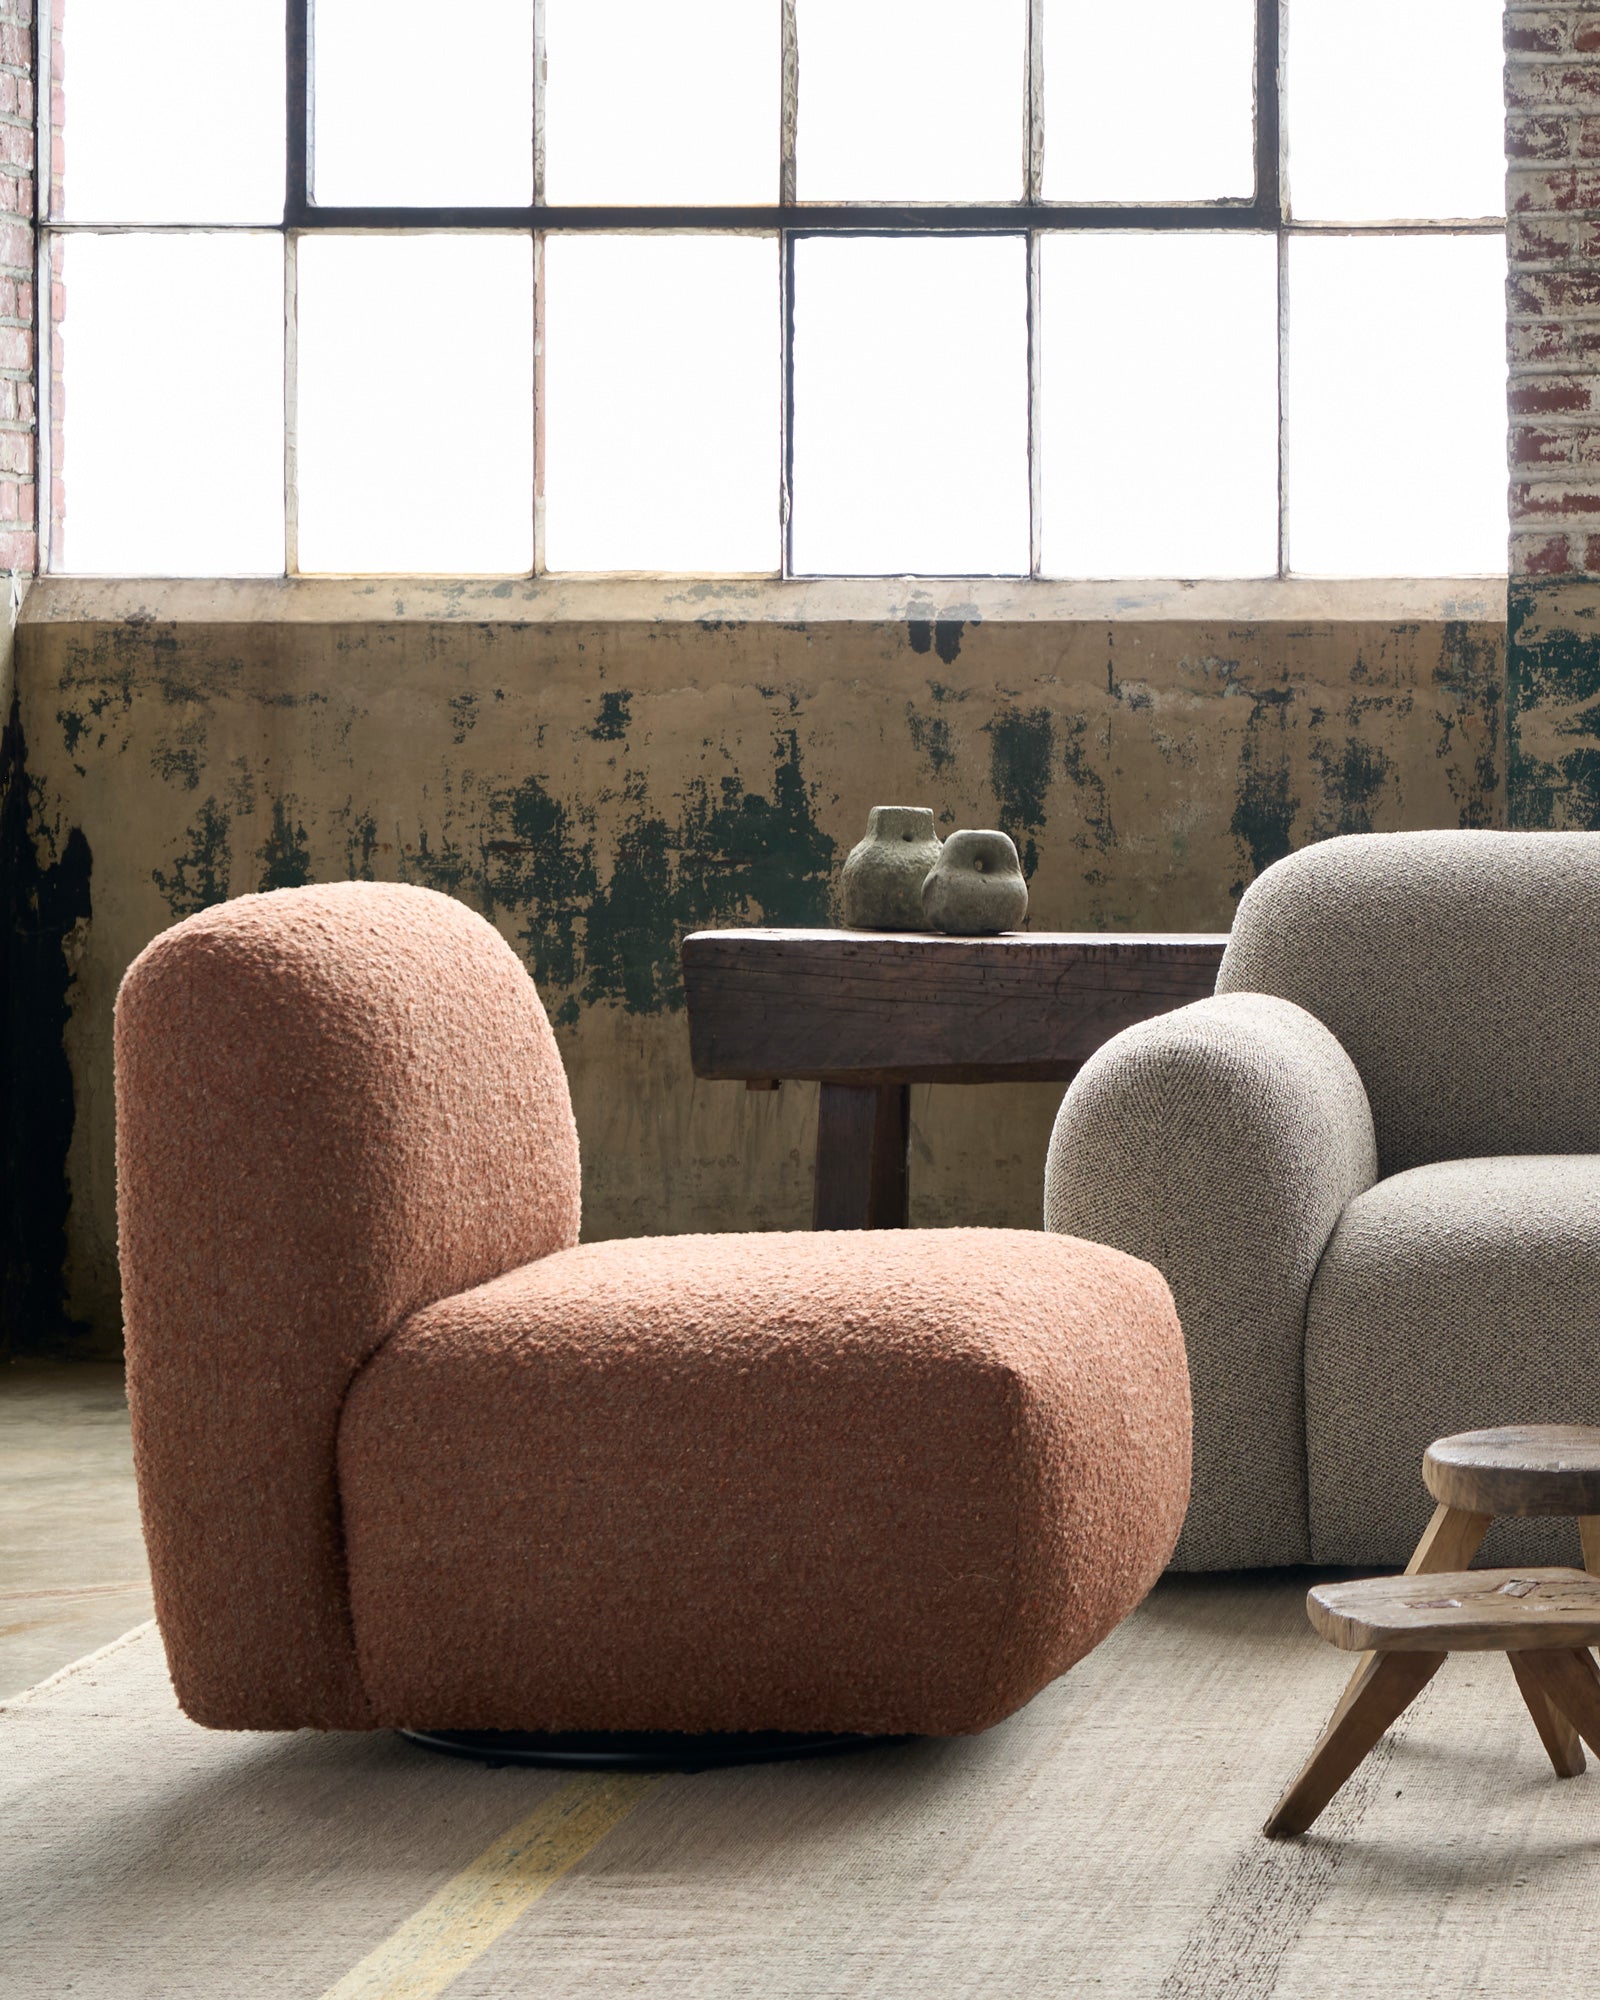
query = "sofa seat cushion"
xmin=1307 ymin=1157 xmax=1600 ymax=1566
xmin=337 ymin=1227 xmax=1190 ymax=1737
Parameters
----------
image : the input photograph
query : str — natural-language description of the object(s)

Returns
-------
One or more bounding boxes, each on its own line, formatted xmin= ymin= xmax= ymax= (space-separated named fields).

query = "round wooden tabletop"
xmin=1424 ymin=1425 xmax=1600 ymax=1518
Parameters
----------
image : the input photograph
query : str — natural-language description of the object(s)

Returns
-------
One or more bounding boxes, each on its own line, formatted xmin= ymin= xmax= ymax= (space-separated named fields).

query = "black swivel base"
xmin=400 ymin=1727 xmax=911 ymax=1771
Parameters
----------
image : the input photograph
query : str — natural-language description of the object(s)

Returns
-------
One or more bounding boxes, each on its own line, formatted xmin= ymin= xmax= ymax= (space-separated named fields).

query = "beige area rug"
xmin=3 ymin=1575 xmax=1598 ymax=1999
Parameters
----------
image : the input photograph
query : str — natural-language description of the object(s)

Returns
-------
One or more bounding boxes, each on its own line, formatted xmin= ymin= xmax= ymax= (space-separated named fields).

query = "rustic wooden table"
xmin=681 ymin=928 xmax=1228 ymax=1230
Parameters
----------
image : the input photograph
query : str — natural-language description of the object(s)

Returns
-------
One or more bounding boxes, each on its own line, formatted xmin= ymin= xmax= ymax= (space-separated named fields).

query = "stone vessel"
xmin=921 ymin=829 xmax=1029 ymax=934
xmin=840 ymin=806 xmax=943 ymax=930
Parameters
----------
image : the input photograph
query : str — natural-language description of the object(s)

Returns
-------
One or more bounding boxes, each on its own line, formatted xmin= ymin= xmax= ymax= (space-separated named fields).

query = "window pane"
xmin=1288 ymin=237 xmax=1507 ymax=576
xmin=313 ymin=0 xmax=532 ymax=207
xmin=796 ymin=0 xmax=1025 ymax=201
xmin=1040 ymin=235 xmax=1277 ymax=579
xmin=543 ymin=237 xmax=777 ymax=573
xmin=545 ymin=1 xmax=777 ymax=205
xmin=1287 ymin=0 xmax=1504 ymax=222
xmin=1044 ymin=0 xmax=1254 ymax=202
xmin=55 ymin=235 xmax=283 ymax=574
xmin=792 ymin=237 xmax=1029 ymax=576
xmin=57 ymin=0 xmax=283 ymax=223
xmin=296 ymin=237 xmax=532 ymax=573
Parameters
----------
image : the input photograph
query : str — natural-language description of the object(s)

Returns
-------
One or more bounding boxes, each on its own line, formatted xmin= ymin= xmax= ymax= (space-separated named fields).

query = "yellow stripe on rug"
xmin=319 ymin=1773 xmax=662 ymax=2000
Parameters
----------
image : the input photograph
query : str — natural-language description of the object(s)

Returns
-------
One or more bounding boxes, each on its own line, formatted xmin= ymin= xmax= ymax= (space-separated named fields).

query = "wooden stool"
xmin=1265 ymin=1424 xmax=1600 ymax=1839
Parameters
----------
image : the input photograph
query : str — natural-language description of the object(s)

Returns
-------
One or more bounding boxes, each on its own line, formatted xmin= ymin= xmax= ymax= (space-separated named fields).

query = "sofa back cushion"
xmin=1216 ymin=830 xmax=1600 ymax=1175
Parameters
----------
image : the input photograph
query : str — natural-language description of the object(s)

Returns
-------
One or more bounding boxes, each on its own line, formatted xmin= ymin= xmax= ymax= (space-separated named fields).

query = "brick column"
xmin=1506 ymin=2 xmax=1600 ymax=822
xmin=0 ymin=0 xmax=31 ymax=577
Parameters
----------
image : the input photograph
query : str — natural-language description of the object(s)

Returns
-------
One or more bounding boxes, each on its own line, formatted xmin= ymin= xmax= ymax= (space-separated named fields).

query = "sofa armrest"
xmin=1044 ymin=992 xmax=1375 ymax=1568
xmin=115 ymin=882 xmax=581 ymax=1728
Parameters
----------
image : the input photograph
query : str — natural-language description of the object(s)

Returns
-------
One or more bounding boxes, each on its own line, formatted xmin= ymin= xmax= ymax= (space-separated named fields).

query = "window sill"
xmin=18 ymin=574 xmax=1509 ymax=628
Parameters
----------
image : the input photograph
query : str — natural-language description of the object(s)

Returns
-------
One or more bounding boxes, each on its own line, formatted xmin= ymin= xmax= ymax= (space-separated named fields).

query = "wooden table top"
xmin=1425 ymin=1425 xmax=1600 ymax=1519
xmin=681 ymin=927 xmax=1229 ymax=1086
xmin=1309 ymin=1568 xmax=1600 ymax=1654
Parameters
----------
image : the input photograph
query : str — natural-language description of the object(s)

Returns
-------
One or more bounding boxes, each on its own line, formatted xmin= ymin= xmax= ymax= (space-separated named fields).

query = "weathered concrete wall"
xmin=13 ymin=577 xmax=1506 ymax=1355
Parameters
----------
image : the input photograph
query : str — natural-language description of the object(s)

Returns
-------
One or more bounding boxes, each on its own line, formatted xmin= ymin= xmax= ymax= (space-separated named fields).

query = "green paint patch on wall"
xmin=588 ymin=690 xmax=632 ymax=741
xmin=1309 ymin=731 xmax=1394 ymax=838
xmin=479 ymin=774 xmax=599 ymax=995
xmin=1058 ymin=714 xmax=1115 ymax=858
xmin=0 ymin=695 xmax=93 ymax=1358
xmin=1507 ymin=580 xmax=1600 ymax=829
xmin=905 ymin=696 xmax=956 ymax=778
xmin=257 ymin=798 xmax=313 ymax=891
xmin=152 ymin=798 xmax=232 ymax=918
xmin=577 ymin=730 xmax=836 ymax=1015
xmin=1230 ymin=689 xmax=1299 ymax=894
xmin=985 ymin=705 xmax=1058 ymax=877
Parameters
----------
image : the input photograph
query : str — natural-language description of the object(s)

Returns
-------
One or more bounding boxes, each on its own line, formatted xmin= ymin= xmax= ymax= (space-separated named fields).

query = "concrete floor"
xmin=1 ymin=1362 xmax=152 ymax=1700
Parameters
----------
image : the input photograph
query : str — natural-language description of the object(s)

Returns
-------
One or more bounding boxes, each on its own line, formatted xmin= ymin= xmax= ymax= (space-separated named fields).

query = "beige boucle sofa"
xmin=1046 ymin=830 xmax=1600 ymax=1572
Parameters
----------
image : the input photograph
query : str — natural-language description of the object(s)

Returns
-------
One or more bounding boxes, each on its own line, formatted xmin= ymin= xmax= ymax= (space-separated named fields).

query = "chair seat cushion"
xmin=1307 ymin=1156 xmax=1600 ymax=1566
xmin=337 ymin=1227 xmax=1189 ymax=1736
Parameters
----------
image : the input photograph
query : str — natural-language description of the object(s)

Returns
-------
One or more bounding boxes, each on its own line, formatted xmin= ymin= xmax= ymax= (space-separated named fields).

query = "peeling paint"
xmin=908 ymin=619 xmax=965 ymax=665
xmin=588 ymin=689 xmax=633 ymax=741
xmin=257 ymin=798 xmax=313 ymax=891
xmin=1230 ymin=690 xmax=1300 ymax=891
xmin=481 ymin=773 xmax=598 ymax=993
xmin=985 ymin=706 xmax=1056 ymax=877
xmin=151 ymin=797 xmax=232 ymax=918
xmin=1310 ymin=732 xmax=1394 ymax=837
xmin=1508 ymin=579 xmax=1600 ymax=827
xmin=1 ymin=693 xmax=92 ymax=1358
xmin=1058 ymin=714 xmax=1116 ymax=857
xmin=905 ymin=697 xmax=956 ymax=777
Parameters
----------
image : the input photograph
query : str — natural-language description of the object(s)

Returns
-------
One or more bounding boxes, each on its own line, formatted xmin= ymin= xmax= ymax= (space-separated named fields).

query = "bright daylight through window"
xmin=44 ymin=0 xmax=1507 ymax=581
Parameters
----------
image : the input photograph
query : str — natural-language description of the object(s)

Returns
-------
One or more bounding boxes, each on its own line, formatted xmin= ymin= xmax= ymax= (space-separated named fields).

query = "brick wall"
xmin=1504 ymin=3 xmax=1600 ymax=824
xmin=1506 ymin=3 xmax=1600 ymax=577
xmin=0 ymin=0 xmax=30 ymax=577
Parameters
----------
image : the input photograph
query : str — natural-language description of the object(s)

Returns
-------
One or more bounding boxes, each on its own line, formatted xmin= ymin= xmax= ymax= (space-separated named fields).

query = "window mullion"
xmin=1256 ymin=0 xmax=1283 ymax=220
xmin=533 ymin=0 xmax=547 ymax=206
xmin=1276 ymin=230 xmax=1289 ymax=580
xmin=284 ymin=235 xmax=299 ymax=574
xmin=1026 ymin=0 xmax=1044 ymax=575
xmin=781 ymin=232 xmax=795 ymax=580
xmin=1026 ymin=0 xmax=1044 ymax=204
xmin=1028 ymin=232 xmax=1042 ymax=579
xmin=532 ymin=0 xmax=546 ymax=574
xmin=288 ymin=0 xmax=310 ymax=220
xmin=1268 ymin=0 xmax=1287 ymax=578
xmin=781 ymin=0 xmax=798 ymax=207
xmin=780 ymin=0 xmax=797 ymax=577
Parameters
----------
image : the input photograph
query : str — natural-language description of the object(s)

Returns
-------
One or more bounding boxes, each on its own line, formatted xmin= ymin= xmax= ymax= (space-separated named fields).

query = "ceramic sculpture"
xmin=840 ymin=806 xmax=943 ymax=930
xmin=921 ymin=829 xmax=1028 ymax=934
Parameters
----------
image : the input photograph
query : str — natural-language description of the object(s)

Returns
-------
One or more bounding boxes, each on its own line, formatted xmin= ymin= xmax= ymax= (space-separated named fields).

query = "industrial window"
xmin=41 ymin=0 xmax=1506 ymax=580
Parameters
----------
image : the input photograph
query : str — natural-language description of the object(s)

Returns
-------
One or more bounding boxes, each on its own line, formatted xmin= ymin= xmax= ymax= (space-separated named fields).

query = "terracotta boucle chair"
xmin=116 ymin=882 xmax=1190 ymax=1738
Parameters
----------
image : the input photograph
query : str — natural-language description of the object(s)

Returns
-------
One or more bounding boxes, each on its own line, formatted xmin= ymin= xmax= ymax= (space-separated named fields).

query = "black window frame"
xmin=37 ymin=0 xmax=1507 ymax=580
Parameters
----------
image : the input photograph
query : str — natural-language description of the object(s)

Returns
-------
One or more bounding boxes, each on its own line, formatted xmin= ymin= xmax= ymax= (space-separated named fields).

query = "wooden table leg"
xmin=812 ymin=1083 xmax=910 ymax=1230
xmin=1514 ymin=1647 xmax=1600 ymax=1760
xmin=1509 ymin=1650 xmax=1586 ymax=1776
xmin=1264 ymin=1650 xmax=1446 ymax=1839
xmin=1580 ymin=1515 xmax=1600 ymax=1577
xmin=1324 ymin=1504 xmax=1490 ymax=1737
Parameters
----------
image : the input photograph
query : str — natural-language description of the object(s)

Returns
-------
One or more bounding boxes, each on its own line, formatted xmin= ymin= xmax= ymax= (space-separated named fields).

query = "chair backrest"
xmin=1216 ymin=830 xmax=1600 ymax=1177
xmin=116 ymin=881 xmax=581 ymax=1727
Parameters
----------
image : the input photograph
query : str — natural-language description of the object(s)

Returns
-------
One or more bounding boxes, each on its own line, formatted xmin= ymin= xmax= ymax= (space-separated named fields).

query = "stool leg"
xmin=1324 ymin=1505 xmax=1490 ymax=1737
xmin=1515 ymin=1647 xmax=1600 ymax=1761
xmin=1264 ymin=1650 xmax=1446 ymax=1840
xmin=1508 ymin=1652 xmax=1586 ymax=1777
xmin=1579 ymin=1516 xmax=1600 ymax=1577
